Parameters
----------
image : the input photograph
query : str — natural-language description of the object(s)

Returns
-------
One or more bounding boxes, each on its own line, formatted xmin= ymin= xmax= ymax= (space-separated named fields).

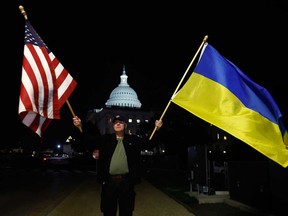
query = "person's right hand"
xmin=73 ymin=116 xmax=82 ymax=127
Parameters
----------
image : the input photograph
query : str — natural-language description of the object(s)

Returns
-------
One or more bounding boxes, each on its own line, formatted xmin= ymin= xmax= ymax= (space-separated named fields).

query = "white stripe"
xmin=58 ymin=75 xmax=74 ymax=99
xmin=35 ymin=46 xmax=55 ymax=118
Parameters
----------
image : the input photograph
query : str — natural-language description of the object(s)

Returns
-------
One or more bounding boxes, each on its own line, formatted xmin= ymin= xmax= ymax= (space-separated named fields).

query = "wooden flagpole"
xmin=149 ymin=35 xmax=208 ymax=140
xmin=66 ymin=100 xmax=83 ymax=132
xmin=19 ymin=5 xmax=82 ymax=133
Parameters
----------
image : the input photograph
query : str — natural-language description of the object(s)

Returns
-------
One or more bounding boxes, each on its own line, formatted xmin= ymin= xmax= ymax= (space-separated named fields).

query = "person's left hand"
xmin=155 ymin=119 xmax=163 ymax=130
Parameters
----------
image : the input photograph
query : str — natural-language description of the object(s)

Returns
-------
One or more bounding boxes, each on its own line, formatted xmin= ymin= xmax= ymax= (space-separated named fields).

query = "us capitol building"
xmin=86 ymin=65 xmax=155 ymax=135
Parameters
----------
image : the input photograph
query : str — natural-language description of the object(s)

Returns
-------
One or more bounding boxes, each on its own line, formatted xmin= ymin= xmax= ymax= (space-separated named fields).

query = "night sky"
xmin=8 ymin=1 xmax=288 ymax=148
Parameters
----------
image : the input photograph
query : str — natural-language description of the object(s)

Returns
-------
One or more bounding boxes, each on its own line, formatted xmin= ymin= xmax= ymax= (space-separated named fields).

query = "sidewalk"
xmin=47 ymin=177 xmax=196 ymax=216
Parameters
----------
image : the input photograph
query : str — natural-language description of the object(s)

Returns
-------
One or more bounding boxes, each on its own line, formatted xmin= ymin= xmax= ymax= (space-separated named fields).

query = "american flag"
xmin=18 ymin=21 xmax=77 ymax=137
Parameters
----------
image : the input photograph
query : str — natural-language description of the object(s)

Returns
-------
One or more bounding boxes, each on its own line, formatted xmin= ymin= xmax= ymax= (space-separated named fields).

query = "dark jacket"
xmin=96 ymin=133 xmax=156 ymax=185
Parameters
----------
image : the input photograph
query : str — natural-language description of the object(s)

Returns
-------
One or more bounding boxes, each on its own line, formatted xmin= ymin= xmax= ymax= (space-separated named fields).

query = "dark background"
xmin=7 ymin=1 xmax=288 ymax=148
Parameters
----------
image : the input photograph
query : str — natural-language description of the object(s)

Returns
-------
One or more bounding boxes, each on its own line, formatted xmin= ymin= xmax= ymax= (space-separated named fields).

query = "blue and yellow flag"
xmin=171 ymin=43 xmax=288 ymax=167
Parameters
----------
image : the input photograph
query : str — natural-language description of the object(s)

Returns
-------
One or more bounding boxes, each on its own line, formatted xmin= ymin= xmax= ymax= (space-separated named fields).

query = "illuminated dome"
xmin=105 ymin=66 xmax=142 ymax=109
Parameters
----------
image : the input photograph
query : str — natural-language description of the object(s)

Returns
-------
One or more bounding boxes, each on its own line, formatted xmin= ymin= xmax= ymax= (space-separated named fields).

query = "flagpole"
xmin=149 ymin=35 xmax=208 ymax=140
xmin=19 ymin=5 xmax=82 ymax=133
xmin=66 ymin=100 xmax=83 ymax=132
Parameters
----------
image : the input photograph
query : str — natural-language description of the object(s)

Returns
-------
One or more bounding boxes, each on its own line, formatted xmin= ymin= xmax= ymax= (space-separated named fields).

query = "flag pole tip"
xmin=19 ymin=5 xmax=28 ymax=20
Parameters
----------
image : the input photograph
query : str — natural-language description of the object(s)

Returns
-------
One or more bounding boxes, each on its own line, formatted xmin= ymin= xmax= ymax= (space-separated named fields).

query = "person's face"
xmin=113 ymin=120 xmax=126 ymax=132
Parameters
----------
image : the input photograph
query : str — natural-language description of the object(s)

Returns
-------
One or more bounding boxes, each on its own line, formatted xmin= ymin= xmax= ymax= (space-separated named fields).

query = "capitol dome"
xmin=105 ymin=66 xmax=142 ymax=109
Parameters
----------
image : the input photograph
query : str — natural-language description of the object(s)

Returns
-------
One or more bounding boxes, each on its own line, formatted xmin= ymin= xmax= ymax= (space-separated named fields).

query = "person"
xmin=72 ymin=114 xmax=163 ymax=216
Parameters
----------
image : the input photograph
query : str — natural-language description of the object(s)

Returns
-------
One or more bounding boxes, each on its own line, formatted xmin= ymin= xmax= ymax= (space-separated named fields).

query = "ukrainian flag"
xmin=171 ymin=43 xmax=288 ymax=167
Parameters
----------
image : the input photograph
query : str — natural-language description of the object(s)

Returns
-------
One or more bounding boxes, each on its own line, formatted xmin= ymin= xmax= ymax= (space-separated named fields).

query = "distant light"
xmin=57 ymin=144 xmax=61 ymax=149
xmin=66 ymin=136 xmax=73 ymax=143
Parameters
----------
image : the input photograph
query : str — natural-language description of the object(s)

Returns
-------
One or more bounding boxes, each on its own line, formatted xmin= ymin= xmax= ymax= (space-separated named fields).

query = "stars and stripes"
xmin=18 ymin=21 xmax=77 ymax=137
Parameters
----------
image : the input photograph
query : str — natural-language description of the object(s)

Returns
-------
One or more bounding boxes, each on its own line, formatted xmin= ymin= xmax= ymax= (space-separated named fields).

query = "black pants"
xmin=101 ymin=177 xmax=135 ymax=216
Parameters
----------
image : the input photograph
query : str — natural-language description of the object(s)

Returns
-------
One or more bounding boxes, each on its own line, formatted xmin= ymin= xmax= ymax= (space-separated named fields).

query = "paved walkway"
xmin=47 ymin=177 xmax=196 ymax=216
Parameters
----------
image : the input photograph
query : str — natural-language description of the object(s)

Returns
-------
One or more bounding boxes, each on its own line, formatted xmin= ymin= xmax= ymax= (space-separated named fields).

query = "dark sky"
xmin=8 ymin=1 xmax=288 ymax=148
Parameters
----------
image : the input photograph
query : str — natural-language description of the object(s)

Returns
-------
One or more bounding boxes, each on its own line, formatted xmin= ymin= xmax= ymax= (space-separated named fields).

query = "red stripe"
xmin=29 ymin=44 xmax=50 ymax=118
xmin=19 ymin=82 xmax=32 ymax=110
xmin=59 ymin=79 xmax=77 ymax=106
xmin=22 ymin=51 xmax=39 ymax=111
